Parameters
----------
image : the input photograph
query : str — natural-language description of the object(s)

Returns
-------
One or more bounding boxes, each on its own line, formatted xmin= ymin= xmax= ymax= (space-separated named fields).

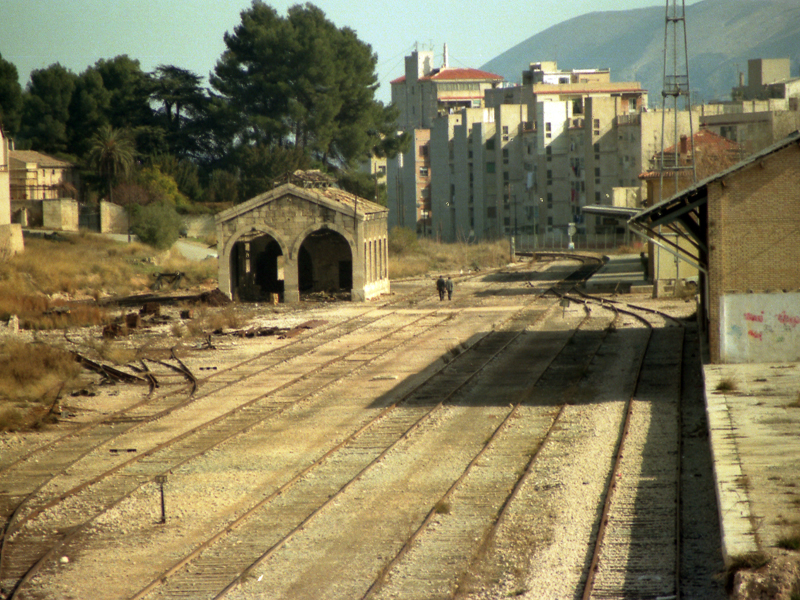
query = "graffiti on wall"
xmin=721 ymin=293 xmax=800 ymax=363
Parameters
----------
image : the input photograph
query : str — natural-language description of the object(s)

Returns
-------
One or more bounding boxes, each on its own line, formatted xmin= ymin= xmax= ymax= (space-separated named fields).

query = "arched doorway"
xmin=298 ymin=229 xmax=352 ymax=297
xmin=230 ymin=233 xmax=285 ymax=301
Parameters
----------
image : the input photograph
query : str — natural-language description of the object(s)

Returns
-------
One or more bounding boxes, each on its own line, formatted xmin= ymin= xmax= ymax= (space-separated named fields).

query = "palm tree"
xmin=87 ymin=125 xmax=135 ymax=204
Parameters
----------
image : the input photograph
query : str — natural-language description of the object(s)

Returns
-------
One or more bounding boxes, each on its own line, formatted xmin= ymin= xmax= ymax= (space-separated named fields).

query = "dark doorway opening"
xmin=231 ymin=234 xmax=285 ymax=301
xmin=298 ymin=229 xmax=352 ymax=298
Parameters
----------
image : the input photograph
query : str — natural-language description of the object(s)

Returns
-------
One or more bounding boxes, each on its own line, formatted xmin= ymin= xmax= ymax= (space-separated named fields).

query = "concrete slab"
xmin=703 ymin=362 xmax=800 ymax=565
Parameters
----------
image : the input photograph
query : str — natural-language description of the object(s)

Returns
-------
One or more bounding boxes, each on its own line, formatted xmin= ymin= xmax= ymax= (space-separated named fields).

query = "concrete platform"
xmin=583 ymin=254 xmax=652 ymax=295
xmin=703 ymin=362 xmax=800 ymax=564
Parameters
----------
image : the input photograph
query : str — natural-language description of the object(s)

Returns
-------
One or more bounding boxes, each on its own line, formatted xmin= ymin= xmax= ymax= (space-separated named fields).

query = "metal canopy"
xmin=628 ymin=130 xmax=800 ymax=272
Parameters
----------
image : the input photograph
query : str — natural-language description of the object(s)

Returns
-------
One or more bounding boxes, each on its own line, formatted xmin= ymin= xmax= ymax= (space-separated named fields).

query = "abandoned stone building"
xmin=216 ymin=171 xmax=390 ymax=303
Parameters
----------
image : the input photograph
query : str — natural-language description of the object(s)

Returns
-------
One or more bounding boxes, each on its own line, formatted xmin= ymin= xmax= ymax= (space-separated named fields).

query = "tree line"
xmin=0 ymin=1 xmax=406 ymax=227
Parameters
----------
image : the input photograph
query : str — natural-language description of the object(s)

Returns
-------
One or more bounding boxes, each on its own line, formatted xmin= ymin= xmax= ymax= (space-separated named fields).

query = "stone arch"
xmin=289 ymin=222 xmax=356 ymax=259
xmin=220 ymin=224 xmax=291 ymax=301
xmin=292 ymin=225 xmax=356 ymax=298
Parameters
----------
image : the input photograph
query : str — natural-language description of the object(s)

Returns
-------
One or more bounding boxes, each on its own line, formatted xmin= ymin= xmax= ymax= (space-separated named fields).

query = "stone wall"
xmin=0 ymin=224 xmax=24 ymax=258
xmin=43 ymin=199 xmax=79 ymax=231
xmin=100 ymin=201 xmax=129 ymax=234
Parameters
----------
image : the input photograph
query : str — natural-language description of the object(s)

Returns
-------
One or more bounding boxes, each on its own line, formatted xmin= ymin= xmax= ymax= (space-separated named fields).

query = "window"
xmin=486 ymin=138 xmax=495 ymax=151
xmin=419 ymin=145 xmax=428 ymax=157
xmin=487 ymin=162 xmax=496 ymax=173
xmin=546 ymin=146 xmax=552 ymax=161
xmin=419 ymin=167 xmax=429 ymax=177
xmin=547 ymin=193 xmax=553 ymax=208
xmin=593 ymin=119 xmax=600 ymax=129
xmin=594 ymin=167 xmax=600 ymax=177
xmin=377 ymin=165 xmax=386 ymax=174
xmin=503 ymin=171 xmax=509 ymax=182
xmin=545 ymin=122 xmax=552 ymax=139
xmin=595 ymin=192 xmax=601 ymax=204
xmin=468 ymin=150 xmax=473 ymax=159
xmin=502 ymin=125 xmax=509 ymax=141
xmin=503 ymin=148 xmax=509 ymax=164
xmin=487 ymin=207 xmax=497 ymax=218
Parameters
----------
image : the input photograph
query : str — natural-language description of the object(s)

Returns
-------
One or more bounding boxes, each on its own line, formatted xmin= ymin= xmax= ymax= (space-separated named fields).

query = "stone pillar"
xmin=283 ymin=255 xmax=300 ymax=303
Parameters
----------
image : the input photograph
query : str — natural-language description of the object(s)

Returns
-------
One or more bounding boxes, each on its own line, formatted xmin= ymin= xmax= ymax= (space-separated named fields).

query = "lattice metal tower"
xmin=659 ymin=0 xmax=696 ymax=199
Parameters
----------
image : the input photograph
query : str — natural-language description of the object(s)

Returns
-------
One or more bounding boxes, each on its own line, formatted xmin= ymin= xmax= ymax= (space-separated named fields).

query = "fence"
xmin=514 ymin=231 xmax=640 ymax=252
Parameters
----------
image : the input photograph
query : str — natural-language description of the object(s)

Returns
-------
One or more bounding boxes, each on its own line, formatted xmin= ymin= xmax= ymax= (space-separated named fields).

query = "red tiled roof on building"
xmin=659 ymin=128 xmax=739 ymax=156
xmin=391 ymin=67 xmax=503 ymax=85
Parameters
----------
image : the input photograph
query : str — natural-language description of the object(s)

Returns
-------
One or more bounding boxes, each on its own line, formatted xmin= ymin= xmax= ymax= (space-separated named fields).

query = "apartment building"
xmin=391 ymin=55 xmax=730 ymax=243
xmin=701 ymin=58 xmax=800 ymax=154
xmin=387 ymin=48 xmax=503 ymax=234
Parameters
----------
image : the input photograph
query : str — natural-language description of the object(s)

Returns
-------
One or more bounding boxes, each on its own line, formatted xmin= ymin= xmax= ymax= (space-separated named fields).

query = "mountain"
xmin=480 ymin=0 xmax=800 ymax=105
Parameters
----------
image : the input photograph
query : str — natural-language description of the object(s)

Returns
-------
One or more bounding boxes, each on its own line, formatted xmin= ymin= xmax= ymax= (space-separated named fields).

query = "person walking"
xmin=445 ymin=277 xmax=454 ymax=300
xmin=436 ymin=276 xmax=446 ymax=301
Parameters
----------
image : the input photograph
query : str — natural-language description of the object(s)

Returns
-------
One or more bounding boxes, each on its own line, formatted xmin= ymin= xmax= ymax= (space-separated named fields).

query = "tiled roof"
xmin=10 ymin=150 xmax=73 ymax=169
xmin=391 ymin=67 xmax=503 ymax=85
xmin=657 ymin=128 xmax=739 ymax=156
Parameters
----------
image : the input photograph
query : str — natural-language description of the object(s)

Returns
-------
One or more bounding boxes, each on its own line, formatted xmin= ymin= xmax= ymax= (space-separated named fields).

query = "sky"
xmin=2 ymin=0 xmax=674 ymax=104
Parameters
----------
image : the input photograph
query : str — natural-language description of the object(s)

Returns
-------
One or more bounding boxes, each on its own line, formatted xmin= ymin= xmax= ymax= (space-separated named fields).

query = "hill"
xmin=481 ymin=0 xmax=800 ymax=105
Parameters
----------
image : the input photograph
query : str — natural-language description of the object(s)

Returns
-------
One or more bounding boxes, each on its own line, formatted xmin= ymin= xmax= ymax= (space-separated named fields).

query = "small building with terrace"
xmin=216 ymin=170 xmax=390 ymax=303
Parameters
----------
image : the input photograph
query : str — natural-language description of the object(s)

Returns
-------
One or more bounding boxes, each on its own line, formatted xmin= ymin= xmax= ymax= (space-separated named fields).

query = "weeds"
xmin=715 ymin=378 xmax=737 ymax=392
xmin=434 ymin=501 xmax=451 ymax=515
xmin=777 ymin=527 xmax=800 ymax=551
xmin=786 ymin=393 xmax=800 ymax=409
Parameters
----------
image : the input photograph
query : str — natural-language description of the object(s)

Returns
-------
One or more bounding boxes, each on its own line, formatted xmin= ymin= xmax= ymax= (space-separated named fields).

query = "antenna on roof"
xmin=443 ymin=43 xmax=449 ymax=69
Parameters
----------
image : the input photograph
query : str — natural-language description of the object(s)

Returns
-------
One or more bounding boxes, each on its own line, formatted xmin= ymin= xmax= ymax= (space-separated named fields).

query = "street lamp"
xmin=536 ymin=197 xmax=544 ymax=250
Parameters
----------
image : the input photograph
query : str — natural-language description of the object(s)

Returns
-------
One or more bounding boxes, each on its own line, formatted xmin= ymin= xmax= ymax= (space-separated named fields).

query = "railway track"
xmin=0 ymin=308 xmax=460 ymax=596
xmin=0 ymin=255 xmax=620 ymax=599
xmin=580 ymin=298 xmax=685 ymax=600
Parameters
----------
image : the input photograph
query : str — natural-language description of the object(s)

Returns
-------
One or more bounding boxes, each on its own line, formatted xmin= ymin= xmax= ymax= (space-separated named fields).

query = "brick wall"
xmin=707 ymin=142 xmax=800 ymax=361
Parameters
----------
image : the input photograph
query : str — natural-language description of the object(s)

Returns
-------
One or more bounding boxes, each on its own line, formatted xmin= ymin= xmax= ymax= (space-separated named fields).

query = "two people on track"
xmin=436 ymin=276 xmax=454 ymax=301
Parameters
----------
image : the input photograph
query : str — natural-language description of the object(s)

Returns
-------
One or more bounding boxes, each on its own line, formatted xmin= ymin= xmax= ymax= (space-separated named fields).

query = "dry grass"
xmin=184 ymin=306 xmax=248 ymax=338
xmin=0 ymin=340 xmax=84 ymax=431
xmin=0 ymin=233 xmax=218 ymax=330
xmin=388 ymin=228 xmax=511 ymax=280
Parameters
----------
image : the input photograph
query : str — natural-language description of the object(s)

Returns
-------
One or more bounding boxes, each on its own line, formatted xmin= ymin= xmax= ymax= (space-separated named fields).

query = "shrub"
xmin=131 ymin=202 xmax=184 ymax=249
xmin=388 ymin=227 xmax=419 ymax=255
